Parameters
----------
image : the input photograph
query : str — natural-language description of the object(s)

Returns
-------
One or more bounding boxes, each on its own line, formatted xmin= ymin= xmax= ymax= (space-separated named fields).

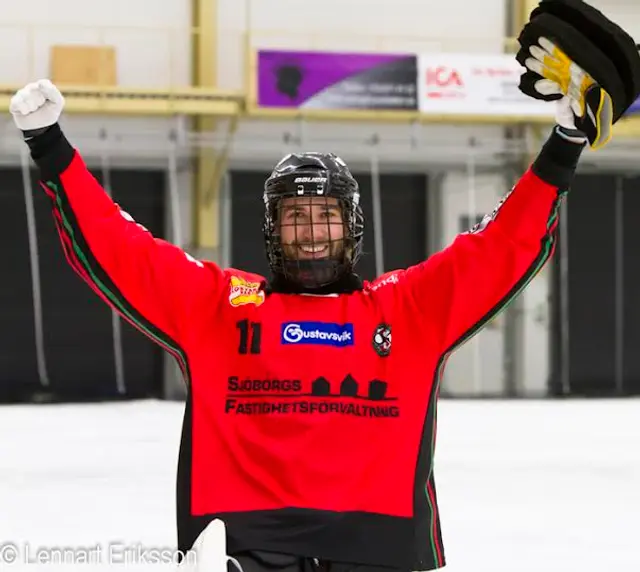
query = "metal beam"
xmin=0 ymin=84 xmax=243 ymax=116
xmin=191 ymin=0 xmax=222 ymax=254
xmin=514 ymin=0 xmax=538 ymax=33
xmin=0 ymin=86 xmax=633 ymax=137
xmin=244 ymin=105 xmax=640 ymax=135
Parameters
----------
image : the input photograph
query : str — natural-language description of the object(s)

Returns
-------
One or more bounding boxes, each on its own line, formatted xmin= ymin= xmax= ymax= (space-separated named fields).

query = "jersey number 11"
xmin=236 ymin=319 xmax=262 ymax=355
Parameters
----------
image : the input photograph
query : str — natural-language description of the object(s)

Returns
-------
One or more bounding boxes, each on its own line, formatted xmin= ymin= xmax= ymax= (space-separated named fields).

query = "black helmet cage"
xmin=262 ymin=153 xmax=365 ymax=288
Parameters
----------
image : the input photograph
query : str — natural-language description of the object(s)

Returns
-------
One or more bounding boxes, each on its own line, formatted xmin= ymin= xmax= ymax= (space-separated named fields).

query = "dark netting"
xmin=268 ymin=195 xmax=363 ymax=288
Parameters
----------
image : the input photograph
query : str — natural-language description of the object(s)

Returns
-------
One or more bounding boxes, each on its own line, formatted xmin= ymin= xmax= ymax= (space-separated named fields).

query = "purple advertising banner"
xmin=257 ymin=49 xmax=418 ymax=110
xmin=628 ymin=96 xmax=640 ymax=115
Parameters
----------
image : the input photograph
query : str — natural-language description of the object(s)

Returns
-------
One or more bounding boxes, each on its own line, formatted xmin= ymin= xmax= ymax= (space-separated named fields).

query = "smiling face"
xmin=278 ymin=196 xmax=346 ymax=261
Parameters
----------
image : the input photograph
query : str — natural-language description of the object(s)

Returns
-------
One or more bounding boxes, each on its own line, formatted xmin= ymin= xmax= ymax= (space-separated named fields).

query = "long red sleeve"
xmin=403 ymin=167 xmax=564 ymax=355
xmin=40 ymin=149 xmax=225 ymax=382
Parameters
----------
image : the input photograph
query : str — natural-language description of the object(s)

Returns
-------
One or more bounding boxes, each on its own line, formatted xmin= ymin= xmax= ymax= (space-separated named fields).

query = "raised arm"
xmin=401 ymin=127 xmax=584 ymax=355
xmin=398 ymin=1 xmax=640 ymax=357
xmin=11 ymin=81 xmax=227 ymax=380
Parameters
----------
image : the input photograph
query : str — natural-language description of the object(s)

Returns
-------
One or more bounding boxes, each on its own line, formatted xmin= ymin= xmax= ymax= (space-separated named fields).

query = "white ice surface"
xmin=0 ymin=398 xmax=638 ymax=571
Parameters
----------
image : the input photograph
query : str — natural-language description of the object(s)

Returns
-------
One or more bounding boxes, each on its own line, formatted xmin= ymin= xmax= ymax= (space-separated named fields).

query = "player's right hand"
xmin=9 ymin=79 xmax=65 ymax=133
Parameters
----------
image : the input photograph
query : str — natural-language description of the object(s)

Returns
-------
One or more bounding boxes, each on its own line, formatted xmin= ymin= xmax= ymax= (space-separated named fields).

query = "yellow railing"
xmin=0 ymin=84 xmax=243 ymax=116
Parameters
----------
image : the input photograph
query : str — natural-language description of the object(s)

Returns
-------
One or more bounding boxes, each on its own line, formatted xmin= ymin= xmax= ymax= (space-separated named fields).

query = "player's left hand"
xmin=515 ymin=0 xmax=640 ymax=152
xmin=521 ymin=37 xmax=612 ymax=149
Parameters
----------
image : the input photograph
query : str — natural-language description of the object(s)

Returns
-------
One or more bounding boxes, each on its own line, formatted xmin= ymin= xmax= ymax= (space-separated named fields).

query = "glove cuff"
xmin=25 ymin=123 xmax=75 ymax=179
xmin=555 ymin=125 xmax=589 ymax=144
xmin=532 ymin=126 xmax=587 ymax=190
xmin=22 ymin=126 xmax=54 ymax=140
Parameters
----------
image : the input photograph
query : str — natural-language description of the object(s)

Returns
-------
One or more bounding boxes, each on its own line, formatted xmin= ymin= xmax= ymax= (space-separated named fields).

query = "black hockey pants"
xmin=229 ymin=550 xmax=410 ymax=572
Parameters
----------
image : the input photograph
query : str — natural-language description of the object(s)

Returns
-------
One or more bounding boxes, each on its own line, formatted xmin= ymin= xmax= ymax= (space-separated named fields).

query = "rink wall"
xmin=0 ymin=1 xmax=639 ymax=400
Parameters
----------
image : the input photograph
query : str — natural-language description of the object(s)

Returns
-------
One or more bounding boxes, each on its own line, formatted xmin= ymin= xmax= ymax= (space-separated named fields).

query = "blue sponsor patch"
xmin=281 ymin=322 xmax=354 ymax=347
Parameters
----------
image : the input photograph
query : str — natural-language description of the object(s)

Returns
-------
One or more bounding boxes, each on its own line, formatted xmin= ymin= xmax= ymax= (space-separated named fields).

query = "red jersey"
xmin=35 ymin=128 xmax=576 ymax=570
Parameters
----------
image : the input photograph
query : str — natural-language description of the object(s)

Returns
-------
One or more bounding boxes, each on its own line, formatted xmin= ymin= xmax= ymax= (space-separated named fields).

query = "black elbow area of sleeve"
xmin=25 ymin=123 xmax=75 ymax=180
xmin=531 ymin=127 xmax=587 ymax=191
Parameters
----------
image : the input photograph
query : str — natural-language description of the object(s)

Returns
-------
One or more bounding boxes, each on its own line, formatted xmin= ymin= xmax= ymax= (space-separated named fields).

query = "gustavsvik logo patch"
xmin=281 ymin=322 xmax=354 ymax=347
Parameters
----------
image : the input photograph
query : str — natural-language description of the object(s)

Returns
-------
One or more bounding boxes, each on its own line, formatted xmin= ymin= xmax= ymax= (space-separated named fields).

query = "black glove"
xmin=516 ymin=0 xmax=640 ymax=150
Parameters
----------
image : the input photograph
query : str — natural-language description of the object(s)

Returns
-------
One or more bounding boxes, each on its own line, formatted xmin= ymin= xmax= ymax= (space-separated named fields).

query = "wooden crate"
xmin=50 ymin=45 xmax=117 ymax=86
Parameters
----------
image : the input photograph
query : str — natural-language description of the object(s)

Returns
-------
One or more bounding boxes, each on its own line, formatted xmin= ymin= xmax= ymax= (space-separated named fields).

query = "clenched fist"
xmin=10 ymin=79 xmax=65 ymax=133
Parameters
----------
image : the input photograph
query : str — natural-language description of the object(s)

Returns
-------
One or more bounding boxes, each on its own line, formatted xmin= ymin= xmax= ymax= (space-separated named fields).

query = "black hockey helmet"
xmin=263 ymin=152 xmax=365 ymax=290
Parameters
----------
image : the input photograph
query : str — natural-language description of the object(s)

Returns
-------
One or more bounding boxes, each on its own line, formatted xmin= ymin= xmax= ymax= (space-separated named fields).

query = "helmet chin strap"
xmin=281 ymin=258 xmax=344 ymax=290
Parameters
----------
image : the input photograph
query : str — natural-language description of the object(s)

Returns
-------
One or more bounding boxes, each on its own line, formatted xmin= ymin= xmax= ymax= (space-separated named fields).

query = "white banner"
xmin=418 ymin=53 xmax=555 ymax=117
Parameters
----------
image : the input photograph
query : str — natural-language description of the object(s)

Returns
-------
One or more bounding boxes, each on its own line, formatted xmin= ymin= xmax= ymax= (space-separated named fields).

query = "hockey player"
xmin=9 ymin=2 xmax=640 ymax=570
